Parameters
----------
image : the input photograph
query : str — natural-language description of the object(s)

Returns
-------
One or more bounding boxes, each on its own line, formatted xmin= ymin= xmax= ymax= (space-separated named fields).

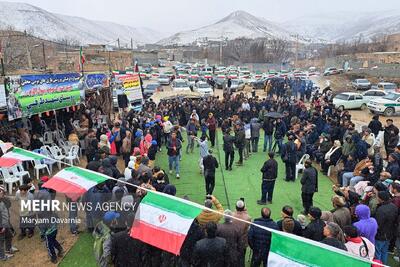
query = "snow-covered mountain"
xmin=0 ymin=1 xmax=165 ymax=47
xmin=282 ymin=10 xmax=400 ymax=42
xmin=158 ymin=11 xmax=294 ymax=45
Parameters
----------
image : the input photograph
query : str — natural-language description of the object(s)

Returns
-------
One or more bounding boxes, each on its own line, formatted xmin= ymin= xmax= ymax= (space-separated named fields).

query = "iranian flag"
xmin=268 ymin=232 xmax=371 ymax=267
xmin=2 ymin=147 xmax=46 ymax=161
xmin=43 ymin=167 xmax=108 ymax=201
xmin=0 ymin=142 xmax=13 ymax=153
xmin=130 ymin=191 xmax=202 ymax=255
xmin=79 ymin=46 xmax=85 ymax=65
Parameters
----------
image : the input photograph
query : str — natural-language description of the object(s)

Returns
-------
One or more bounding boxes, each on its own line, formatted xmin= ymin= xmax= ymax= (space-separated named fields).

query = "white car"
xmin=371 ymin=82 xmax=399 ymax=93
xmin=333 ymin=92 xmax=369 ymax=110
xmin=158 ymin=74 xmax=170 ymax=85
xmin=193 ymin=82 xmax=213 ymax=97
xmin=368 ymin=92 xmax=400 ymax=116
xmin=362 ymin=89 xmax=387 ymax=101
xmin=171 ymin=79 xmax=191 ymax=92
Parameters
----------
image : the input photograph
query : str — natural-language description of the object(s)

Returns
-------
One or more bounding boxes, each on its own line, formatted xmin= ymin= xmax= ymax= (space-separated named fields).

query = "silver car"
xmin=158 ymin=74 xmax=170 ymax=85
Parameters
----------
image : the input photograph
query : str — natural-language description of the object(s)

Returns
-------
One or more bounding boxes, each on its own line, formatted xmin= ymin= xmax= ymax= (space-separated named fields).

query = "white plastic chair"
xmin=39 ymin=148 xmax=57 ymax=173
xmin=0 ymin=168 xmax=20 ymax=194
xmin=65 ymin=145 xmax=80 ymax=166
xmin=9 ymin=163 xmax=30 ymax=184
xmin=43 ymin=132 xmax=54 ymax=145
xmin=58 ymin=140 xmax=72 ymax=154
xmin=50 ymin=145 xmax=66 ymax=169
xmin=295 ymin=154 xmax=310 ymax=180
xmin=33 ymin=158 xmax=51 ymax=180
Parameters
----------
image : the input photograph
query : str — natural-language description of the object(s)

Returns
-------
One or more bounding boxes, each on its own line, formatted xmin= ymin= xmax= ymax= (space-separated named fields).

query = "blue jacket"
xmin=353 ymin=135 xmax=368 ymax=161
xmin=248 ymin=218 xmax=278 ymax=257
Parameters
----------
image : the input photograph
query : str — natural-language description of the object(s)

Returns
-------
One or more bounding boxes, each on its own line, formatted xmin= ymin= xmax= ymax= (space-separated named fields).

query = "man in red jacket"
xmin=206 ymin=113 xmax=217 ymax=147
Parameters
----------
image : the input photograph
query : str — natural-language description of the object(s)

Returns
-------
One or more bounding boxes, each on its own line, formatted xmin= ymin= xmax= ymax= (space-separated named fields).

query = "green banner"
xmin=6 ymin=73 xmax=84 ymax=120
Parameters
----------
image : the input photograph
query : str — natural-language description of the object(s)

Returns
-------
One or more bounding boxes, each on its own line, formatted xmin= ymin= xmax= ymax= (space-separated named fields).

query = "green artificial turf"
xmin=59 ymin=233 xmax=96 ymax=267
xmin=61 ymin=130 xmax=334 ymax=265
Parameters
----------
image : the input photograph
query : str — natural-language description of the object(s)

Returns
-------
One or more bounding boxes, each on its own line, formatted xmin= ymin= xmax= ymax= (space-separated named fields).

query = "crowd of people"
xmin=0 ymin=81 xmax=399 ymax=267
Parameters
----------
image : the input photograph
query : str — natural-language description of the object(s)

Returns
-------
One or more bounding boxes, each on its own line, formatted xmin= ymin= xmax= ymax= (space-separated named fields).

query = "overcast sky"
xmin=5 ymin=0 xmax=400 ymax=33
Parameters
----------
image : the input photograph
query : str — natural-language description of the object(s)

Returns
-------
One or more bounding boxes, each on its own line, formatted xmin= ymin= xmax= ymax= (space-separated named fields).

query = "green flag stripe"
xmin=13 ymin=147 xmax=45 ymax=160
xmin=270 ymin=232 xmax=370 ymax=267
xmin=64 ymin=167 xmax=109 ymax=183
xmin=142 ymin=191 xmax=202 ymax=219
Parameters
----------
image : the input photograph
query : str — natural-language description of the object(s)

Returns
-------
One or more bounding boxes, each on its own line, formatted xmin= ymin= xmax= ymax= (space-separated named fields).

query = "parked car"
xmin=352 ymin=79 xmax=371 ymax=90
xmin=368 ymin=92 xmax=400 ymax=116
xmin=230 ymin=79 xmax=245 ymax=92
xmin=251 ymin=78 xmax=267 ymax=89
xmin=193 ymin=81 xmax=213 ymax=97
xmin=158 ymin=74 xmax=170 ymax=85
xmin=171 ymin=79 xmax=191 ymax=92
xmin=362 ymin=89 xmax=387 ymax=101
xmin=215 ymin=75 xmax=226 ymax=89
xmin=332 ymin=92 xmax=369 ymax=110
xmin=143 ymin=83 xmax=162 ymax=98
xmin=371 ymin=82 xmax=399 ymax=93
xmin=323 ymin=67 xmax=339 ymax=76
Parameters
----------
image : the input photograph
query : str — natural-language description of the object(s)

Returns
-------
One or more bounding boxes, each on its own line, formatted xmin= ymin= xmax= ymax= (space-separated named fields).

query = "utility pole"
xmin=130 ymin=38 xmax=133 ymax=51
xmin=42 ymin=42 xmax=47 ymax=71
xmin=117 ymin=38 xmax=120 ymax=50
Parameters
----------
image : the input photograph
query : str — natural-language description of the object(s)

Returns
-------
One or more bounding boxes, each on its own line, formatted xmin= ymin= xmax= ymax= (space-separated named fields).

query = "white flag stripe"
xmin=3 ymin=152 xmax=36 ymax=161
xmin=268 ymin=252 xmax=308 ymax=267
xmin=136 ymin=203 xmax=194 ymax=235
xmin=53 ymin=170 xmax=98 ymax=190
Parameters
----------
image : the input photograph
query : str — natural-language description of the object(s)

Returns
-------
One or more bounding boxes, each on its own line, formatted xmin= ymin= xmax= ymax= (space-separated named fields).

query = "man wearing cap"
xmin=93 ymin=211 xmax=120 ymax=267
xmin=233 ymin=200 xmax=251 ymax=267
xmin=206 ymin=113 xmax=217 ymax=147
xmin=375 ymin=191 xmax=398 ymax=264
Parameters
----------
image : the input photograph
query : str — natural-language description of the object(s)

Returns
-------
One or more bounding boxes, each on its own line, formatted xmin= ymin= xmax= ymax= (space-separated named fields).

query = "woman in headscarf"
xmin=99 ymin=134 xmax=110 ymax=155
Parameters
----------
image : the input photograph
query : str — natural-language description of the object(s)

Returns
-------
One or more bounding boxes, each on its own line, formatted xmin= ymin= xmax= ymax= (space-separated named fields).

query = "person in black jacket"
xmin=262 ymin=117 xmax=274 ymax=152
xmin=223 ymin=129 xmax=236 ymax=171
xmin=303 ymin=207 xmax=325 ymax=242
xmin=282 ymin=135 xmax=297 ymax=181
xmin=301 ymin=160 xmax=318 ymax=215
xmin=248 ymin=207 xmax=278 ymax=266
xmin=375 ymin=191 xmax=398 ymax=265
xmin=368 ymin=115 xmax=382 ymax=137
xmin=234 ymin=124 xmax=245 ymax=166
xmin=111 ymin=229 xmax=144 ymax=267
xmin=277 ymin=205 xmax=303 ymax=236
xmin=258 ymin=152 xmax=278 ymax=205
xmin=203 ymin=150 xmax=219 ymax=195
xmin=193 ymin=222 xmax=227 ymax=267
xmin=180 ymin=220 xmax=205 ymax=267
xmin=321 ymin=222 xmax=347 ymax=251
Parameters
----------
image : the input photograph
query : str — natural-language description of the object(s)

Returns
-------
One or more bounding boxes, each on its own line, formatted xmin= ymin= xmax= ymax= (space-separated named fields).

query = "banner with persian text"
xmin=6 ymin=73 xmax=84 ymax=120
